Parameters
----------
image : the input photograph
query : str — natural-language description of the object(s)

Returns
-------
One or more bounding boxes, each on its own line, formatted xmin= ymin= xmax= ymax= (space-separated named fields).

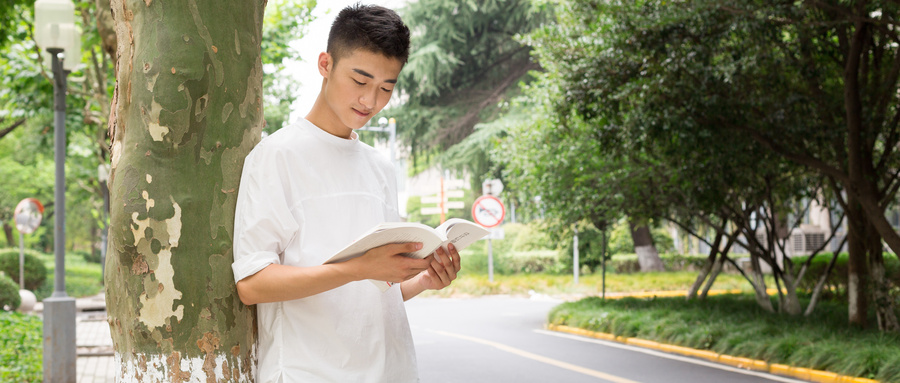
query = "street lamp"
xmin=34 ymin=0 xmax=80 ymax=381
xmin=98 ymin=164 xmax=110 ymax=284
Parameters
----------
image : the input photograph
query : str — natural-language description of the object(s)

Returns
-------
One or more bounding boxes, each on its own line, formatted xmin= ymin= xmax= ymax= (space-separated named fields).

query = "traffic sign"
xmin=472 ymin=195 xmax=505 ymax=228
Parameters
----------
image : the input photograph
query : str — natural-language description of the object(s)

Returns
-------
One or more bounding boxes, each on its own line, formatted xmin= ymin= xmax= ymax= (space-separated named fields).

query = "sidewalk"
xmin=35 ymin=293 xmax=116 ymax=383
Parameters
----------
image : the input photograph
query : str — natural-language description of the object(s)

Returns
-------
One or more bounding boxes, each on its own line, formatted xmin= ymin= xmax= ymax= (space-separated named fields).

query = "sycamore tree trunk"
xmin=628 ymin=221 xmax=665 ymax=272
xmin=105 ymin=0 xmax=265 ymax=381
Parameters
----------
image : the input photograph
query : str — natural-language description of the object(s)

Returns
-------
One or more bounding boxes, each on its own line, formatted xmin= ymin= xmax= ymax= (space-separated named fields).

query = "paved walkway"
xmin=35 ymin=293 xmax=116 ymax=383
xmin=74 ymin=294 xmax=115 ymax=383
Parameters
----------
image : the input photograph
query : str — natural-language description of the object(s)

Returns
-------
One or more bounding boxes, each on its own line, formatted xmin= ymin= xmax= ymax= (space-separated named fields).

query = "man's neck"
xmin=306 ymin=94 xmax=354 ymax=139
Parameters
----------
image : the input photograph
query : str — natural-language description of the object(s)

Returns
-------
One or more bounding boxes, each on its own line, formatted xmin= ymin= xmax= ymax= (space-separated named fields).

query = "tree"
xmin=104 ymin=0 xmax=267 ymax=379
xmin=391 ymin=0 xmax=550 ymax=181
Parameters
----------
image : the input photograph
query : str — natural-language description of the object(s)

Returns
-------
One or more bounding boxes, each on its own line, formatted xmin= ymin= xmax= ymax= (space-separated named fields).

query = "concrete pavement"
xmin=34 ymin=292 xmax=115 ymax=383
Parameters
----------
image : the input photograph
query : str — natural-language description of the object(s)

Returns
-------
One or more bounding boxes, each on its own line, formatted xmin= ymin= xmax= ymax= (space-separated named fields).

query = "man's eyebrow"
xmin=353 ymin=68 xmax=398 ymax=84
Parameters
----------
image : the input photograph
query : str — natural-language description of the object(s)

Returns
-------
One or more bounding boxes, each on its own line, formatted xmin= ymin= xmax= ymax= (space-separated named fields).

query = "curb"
xmin=547 ymin=324 xmax=878 ymax=383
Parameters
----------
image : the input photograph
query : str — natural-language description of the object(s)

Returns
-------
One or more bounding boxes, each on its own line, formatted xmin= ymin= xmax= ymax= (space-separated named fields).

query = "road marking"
xmin=534 ymin=330 xmax=808 ymax=383
xmin=430 ymin=329 xmax=642 ymax=383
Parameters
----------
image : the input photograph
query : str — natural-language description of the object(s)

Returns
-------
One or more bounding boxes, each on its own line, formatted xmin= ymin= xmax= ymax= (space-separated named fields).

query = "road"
xmin=406 ymin=295 xmax=810 ymax=383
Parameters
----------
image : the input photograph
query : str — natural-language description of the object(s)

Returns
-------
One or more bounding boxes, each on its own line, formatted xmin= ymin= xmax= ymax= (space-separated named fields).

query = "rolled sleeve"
xmin=232 ymin=146 xmax=300 ymax=283
xmin=232 ymin=251 xmax=280 ymax=282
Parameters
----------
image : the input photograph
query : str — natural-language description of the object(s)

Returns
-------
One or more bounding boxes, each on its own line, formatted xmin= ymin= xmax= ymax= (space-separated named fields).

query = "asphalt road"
xmin=406 ymin=295 xmax=810 ymax=383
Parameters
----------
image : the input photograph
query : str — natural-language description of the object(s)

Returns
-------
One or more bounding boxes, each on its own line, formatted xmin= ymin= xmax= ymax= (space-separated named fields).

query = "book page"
xmin=325 ymin=224 xmax=443 ymax=265
xmin=437 ymin=218 xmax=490 ymax=252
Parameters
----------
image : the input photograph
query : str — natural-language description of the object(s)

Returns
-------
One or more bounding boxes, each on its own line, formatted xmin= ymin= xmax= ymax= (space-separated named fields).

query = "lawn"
xmin=548 ymin=294 xmax=900 ymax=382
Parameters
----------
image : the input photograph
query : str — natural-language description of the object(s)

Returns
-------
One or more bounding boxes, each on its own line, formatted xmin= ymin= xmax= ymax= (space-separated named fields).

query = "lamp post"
xmin=34 ymin=0 xmax=80 ymax=381
xmin=98 ymin=164 xmax=110 ymax=284
xmin=361 ymin=116 xmax=399 ymax=179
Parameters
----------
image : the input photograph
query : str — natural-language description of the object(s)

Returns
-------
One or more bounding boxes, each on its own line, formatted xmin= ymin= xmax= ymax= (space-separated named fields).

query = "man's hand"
xmin=348 ymin=242 xmax=433 ymax=283
xmin=401 ymin=243 xmax=461 ymax=300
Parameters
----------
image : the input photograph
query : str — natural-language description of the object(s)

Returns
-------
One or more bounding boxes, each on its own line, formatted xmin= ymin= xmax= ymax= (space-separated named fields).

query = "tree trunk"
xmin=749 ymin=250 xmax=775 ymax=313
xmin=629 ymin=220 xmax=665 ymax=272
xmin=2 ymin=222 xmax=13 ymax=247
xmin=687 ymin=232 xmax=722 ymax=300
xmin=866 ymin=220 xmax=900 ymax=331
xmin=95 ymin=0 xmax=116 ymax=61
xmin=699 ymin=253 xmax=725 ymax=300
xmin=105 ymin=0 xmax=265 ymax=381
xmin=846 ymin=198 xmax=869 ymax=327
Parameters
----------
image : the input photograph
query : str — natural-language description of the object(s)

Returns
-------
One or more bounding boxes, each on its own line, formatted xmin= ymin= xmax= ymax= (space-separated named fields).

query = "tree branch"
xmin=0 ymin=118 xmax=26 ymax=140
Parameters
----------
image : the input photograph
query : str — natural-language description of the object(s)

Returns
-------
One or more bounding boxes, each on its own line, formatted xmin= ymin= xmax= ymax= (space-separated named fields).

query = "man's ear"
xmin=317 ymin=52 xmax=332 ymax=78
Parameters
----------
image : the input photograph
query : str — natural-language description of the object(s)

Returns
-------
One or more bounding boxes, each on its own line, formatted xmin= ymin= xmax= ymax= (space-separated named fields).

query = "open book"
xmin=325 ymin=218 xmax=490 ymax=291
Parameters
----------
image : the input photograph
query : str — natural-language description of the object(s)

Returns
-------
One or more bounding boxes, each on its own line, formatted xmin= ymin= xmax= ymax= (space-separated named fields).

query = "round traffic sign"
xmin=472 ymin=195 xmax=505 ymax=228
xmin=14 ymin=198 xmax=44 ymax=234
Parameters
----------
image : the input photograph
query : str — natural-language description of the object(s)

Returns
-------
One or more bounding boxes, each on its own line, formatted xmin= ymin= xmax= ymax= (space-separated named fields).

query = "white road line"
xmin=534 ymin=329 xmax=809 ymax=383
xmin=429 ymin=329 xmax=642 ymax=383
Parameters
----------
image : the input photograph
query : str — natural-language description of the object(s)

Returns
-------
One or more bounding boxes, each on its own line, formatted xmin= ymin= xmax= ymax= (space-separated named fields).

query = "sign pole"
xmin=19 ymin=232 xmax=25 ymax=289
xmin=472 ymin=194 xmax=506 ymax=284
xmin=488 ymin=238 xmax=494 ymax=283
xmin=573 ymin=228 xmax=579 ymax=285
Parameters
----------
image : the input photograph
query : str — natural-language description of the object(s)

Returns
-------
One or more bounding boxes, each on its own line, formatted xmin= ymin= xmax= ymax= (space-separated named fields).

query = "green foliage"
xmin=556 ymin=222 xmax=609 ymax=273
xmin=422 ymin=269 xmax=765 ymax=298
xmin=0 ymin=248 xmax=102 ymax=300
xmin=0 ymin=248 xmax=46 ymax=291
xmin=262 ymin=0 xmax=316 ymax=133
xmin=607 ymin=220 xmax=675 ymax=255
xmin=0 ymin=311 xmax=42 ymax=382
xmin=792 ymin=253 xmax=900 ymax=297
xmin=392 ymin=0 xmax=551 ymax=182
xmin=549 ymin=294 xmax=900 ymax=382
xmin=30 ymin=249 xmax=102 ymax=300
xmin=608 ymin=254 xmax=709 ymax=274
xmin=0 ymin=273 xmax=20 ymax=311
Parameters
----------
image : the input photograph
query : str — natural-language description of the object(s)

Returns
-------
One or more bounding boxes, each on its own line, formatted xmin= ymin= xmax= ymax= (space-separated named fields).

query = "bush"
xmin=0 ymin=273 xmax=20 ymax=311
xmin=609 ymin=253 xmax=709 ymax=273
xmin=0 ymin=249 xmax=47 ymax=291
xmin=793 ymin=252 xmax=900 ymax=294
xmin=0 ymin=311 xmax=42 ymax=382
xmin=76 ymin=249 xmax=102 ymax=264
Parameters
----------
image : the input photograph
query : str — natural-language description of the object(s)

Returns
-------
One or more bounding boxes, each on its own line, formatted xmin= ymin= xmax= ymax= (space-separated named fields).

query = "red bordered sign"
xmin=472 ymin=195 xmax=505 ymax=228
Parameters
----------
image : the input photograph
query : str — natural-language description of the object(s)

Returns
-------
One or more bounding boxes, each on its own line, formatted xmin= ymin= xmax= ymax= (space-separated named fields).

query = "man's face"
xmin=321 ymin=49 xmax=403 ymax=132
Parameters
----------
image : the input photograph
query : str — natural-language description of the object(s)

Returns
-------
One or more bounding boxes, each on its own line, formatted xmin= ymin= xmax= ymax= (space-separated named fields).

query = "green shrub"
xmin=0 ymin=249 xmax=47 ymax=291
xmin=76 ymin=249 xmax=102 ymax=264
xmin=500 ymin=250 xmax=558 ymax=274
xmin=793 ymin=253 xmax=900 ymax=294
xmin=0 ymin=311 xmax=42 ymax=382
xmin=610 ymin=253 xmax=709 ymax=273
xmin=0 ymin=273 xmax=20 ymax=311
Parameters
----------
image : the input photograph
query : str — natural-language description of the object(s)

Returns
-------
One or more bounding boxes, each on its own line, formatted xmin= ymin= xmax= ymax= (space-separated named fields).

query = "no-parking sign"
xmin=472 ymin=195 xmax=505 ymax=228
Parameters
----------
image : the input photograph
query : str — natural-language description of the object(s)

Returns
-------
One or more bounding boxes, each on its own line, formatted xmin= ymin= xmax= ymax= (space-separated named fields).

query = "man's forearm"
xmin=236 ymin=263 xmax=359 ymax=305
xmin=400 ymin=278 xmax=427 ymax=301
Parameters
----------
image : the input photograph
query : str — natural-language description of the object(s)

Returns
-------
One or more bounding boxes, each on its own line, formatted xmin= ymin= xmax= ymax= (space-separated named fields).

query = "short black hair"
xmin=327 ymin=3 xmax=411 ymax=66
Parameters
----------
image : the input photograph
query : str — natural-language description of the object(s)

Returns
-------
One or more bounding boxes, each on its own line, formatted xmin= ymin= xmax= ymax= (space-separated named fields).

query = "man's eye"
xmin=381 ymin=87 xmax=393 ymax=93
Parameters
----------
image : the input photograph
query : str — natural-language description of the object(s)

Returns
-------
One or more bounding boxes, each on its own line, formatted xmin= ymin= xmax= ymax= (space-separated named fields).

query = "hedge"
xmin=0 ymin=249 xmax=47 ymax=292
xmin=0 ymin=273 xmax=20 ymax=311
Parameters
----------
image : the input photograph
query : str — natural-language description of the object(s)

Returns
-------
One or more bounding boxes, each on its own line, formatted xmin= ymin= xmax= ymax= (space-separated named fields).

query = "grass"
xmin=32 ymin=250 xmax=103 ymax=300
xmin=419 ymin=271 xmax=766 ymax=297
xmin=548 ymin=294 xmax=900 ymax=382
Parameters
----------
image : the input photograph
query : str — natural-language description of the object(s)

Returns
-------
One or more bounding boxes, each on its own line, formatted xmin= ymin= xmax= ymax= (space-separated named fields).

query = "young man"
xmin=231 ymin=4 xmax=460 ymax=383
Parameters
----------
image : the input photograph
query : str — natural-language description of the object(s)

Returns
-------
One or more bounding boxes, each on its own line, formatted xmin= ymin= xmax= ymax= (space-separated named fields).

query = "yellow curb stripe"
xmin=547 ymin=324 xmax=879 ymax=383
xmin=432 ymin=329 xmax=642 ymax=383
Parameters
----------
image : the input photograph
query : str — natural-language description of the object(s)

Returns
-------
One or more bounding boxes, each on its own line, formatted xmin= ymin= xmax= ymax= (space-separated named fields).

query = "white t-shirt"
xmin=231 ymin=119 xmax=418 ymax=383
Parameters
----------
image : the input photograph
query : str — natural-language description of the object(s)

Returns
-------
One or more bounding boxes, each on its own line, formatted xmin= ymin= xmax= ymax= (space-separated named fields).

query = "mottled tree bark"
xmin=105 ymin=0 xmax=265 ymax=381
